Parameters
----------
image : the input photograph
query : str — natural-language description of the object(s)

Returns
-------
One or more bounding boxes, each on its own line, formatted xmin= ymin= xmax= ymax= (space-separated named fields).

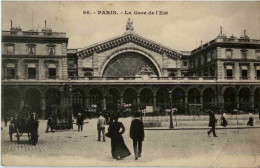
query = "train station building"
xmin=2 ymin=19 xmax=260 ymax=124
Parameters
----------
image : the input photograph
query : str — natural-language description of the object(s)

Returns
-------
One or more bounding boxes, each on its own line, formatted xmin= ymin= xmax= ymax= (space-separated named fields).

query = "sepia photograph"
xmin=1 ymin=1 xmax=260 ymax=167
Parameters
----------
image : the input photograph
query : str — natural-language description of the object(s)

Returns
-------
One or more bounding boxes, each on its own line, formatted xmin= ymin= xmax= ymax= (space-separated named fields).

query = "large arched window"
xmin=103 ymin=52 xmax=159 ymax=77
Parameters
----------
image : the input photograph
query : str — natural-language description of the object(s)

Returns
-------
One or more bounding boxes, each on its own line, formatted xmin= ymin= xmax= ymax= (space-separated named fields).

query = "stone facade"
xmin=2 ymin=23 xmax=260 ymax=120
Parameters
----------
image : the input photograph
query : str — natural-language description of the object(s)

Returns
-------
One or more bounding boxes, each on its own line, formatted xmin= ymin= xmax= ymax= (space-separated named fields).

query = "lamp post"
xmin=169 ymin=90 xmax=174 ymax=129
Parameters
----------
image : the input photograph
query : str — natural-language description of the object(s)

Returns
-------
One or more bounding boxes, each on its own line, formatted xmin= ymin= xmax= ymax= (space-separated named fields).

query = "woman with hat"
xmin=106 ymin=113 xmax=131 ymax=160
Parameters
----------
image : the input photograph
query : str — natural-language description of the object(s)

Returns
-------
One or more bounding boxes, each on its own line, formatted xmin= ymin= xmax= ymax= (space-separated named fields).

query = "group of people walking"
xmin=97 ymin=112 xmax=144 ymax=160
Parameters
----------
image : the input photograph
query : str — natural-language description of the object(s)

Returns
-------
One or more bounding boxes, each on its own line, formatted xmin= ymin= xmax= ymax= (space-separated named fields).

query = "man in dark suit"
xmin=29 ymin=112 xmax=39 ymax=146
xmin=46 ymin=115 xmax=54 ymax=133
xmin=207 ymin=110 xmax=217 ymax=137
xmin=130 ymin=112 xmax=145 ymax=160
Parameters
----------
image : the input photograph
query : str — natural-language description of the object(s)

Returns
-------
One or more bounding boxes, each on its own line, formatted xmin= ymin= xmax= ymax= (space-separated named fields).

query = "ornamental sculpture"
xmin=126 ymin=18 xmax=134 ymax=31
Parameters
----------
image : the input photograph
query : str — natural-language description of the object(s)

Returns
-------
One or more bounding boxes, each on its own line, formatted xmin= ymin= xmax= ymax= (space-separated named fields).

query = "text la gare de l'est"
xmin=83 ymin=10 xmax=168 ymax=15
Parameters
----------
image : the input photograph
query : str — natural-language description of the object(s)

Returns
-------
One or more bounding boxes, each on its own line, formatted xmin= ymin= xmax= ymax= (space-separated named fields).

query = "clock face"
xmin=103 ymin=52 xmax=158 ymax=77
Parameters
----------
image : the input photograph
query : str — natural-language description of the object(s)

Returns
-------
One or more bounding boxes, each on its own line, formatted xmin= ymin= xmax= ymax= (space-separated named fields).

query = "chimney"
xmin=45 ymin=20 xmax=46 ymax=29
xmin=11 ymin=20 xmax=12 ymax=29
xmin=220 ymin=26 xmax=222 ymax=35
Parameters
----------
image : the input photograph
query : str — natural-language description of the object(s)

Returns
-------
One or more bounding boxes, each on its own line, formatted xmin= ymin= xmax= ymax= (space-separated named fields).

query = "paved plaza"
xmin=1 ymin=118 xmax=260 ymax=167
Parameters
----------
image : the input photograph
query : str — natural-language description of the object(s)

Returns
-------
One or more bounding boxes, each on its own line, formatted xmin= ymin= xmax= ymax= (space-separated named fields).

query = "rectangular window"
xmin=227 ymin=69 xmax=233 ymax=78
xmin=241 ymin=50 xmax=247 ymax=59
xmin=257 ymin=70 xmax=260 ymax=78
xmin=183 ymin=62 xmax=187 ymax=66
xmin=242 ymin=70 xmax=248 ymax=78
xmin=256 ymin=50 xmax=260 ymax=59
xmin=49 ymin=47 xmax=55 ymax=56
xmin=49 ymin=68 xmax=56 ymax=78
xmin=7 ymin=68 xmax=15 ymax=79
xmin=226 ymin=49 xmax=232 ymax=59
xmin=7 ymin=46 xmax=14 ymax=55
xmin=28 ymin=46 xmax=35 ymax=55
xmin=28 ymin=68 xmax=36 ymax=79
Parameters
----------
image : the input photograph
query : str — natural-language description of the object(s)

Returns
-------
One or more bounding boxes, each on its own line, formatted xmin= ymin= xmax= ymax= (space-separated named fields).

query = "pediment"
xmin=76 ymin=32 xmax=182 ymax=59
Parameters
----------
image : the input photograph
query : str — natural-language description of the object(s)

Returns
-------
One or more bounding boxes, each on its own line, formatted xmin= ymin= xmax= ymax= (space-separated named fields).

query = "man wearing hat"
xmin=77 ymin=113 xmax=84 ymax=132
xmin=130 ymin=112 xmax=145 ymax=160
xmin=29 ymin=112 xmax=39 ymax=146
xmin=46 ymin=115 xmax=54 ymax=133
xmin=97 ymin=112 xmax=106 ymax=142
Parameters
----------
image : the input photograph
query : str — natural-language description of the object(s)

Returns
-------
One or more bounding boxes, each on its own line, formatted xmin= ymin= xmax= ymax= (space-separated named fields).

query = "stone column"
xmin=85 ymin=93 xmax=90 ymax=109
xmin=20 ymin=95 xmax=25 ymax=111
xmin=185 ymin=93 xmax=188 ymax=112
xmin=103 ymin=96 xmax=106 ymax=110
xmin=153 ymin=95 xmax=156 ymax=108
xmin=200 ymin=94 xmax=203 ymax=108
xmin=236 ymin=94 xmax=239 ymax=109
xmin=120 ymin=95 xmax=124 ymax=107
xmin=137 ymin=95 xmax=140 ymax=110
xmin=41 ymin=96 xmax=46 ymax=119
xmin=251 ymin=94 xmax=254 ymax=109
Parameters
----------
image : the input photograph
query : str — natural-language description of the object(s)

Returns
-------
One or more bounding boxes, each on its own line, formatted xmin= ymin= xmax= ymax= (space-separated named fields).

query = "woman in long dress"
xmin=107 ymin=115 xmax=131 ymax=160
xmin=220 ymin=111 xmax=228 ymax=127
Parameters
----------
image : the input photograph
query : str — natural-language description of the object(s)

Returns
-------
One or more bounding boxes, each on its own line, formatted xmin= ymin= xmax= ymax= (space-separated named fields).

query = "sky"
xmin=2 ymin=1 xmax=260 ymax=51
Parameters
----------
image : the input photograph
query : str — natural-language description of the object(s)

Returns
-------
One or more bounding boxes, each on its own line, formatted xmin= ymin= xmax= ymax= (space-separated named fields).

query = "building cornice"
xmin=76 ymin=33 xmax=182 ymax=59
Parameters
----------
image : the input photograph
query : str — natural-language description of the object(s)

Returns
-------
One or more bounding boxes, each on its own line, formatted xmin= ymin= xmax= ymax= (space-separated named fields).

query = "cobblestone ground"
xmin=1 ymin=118 xmax=260 ymax=167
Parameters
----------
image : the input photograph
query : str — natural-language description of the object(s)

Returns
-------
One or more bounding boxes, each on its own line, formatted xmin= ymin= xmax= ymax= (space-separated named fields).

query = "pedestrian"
xmin=4 ymin=116 xmax=8 ymax=127
xmin=207 ymin=110 xmax=217 ymax=137
xmin=77 ymin=113 xmax=84 ymax=132
xmin=46 ymin=115 xmax=54 ymax=133
xmin=220 ymin=111 xmax=228 ymax=127
xmin=130 ymin=112 xmax=145 ymax=160
xmin=247 ymin=112 xmax=254 ymax=126
xmin=97 ymin=113 xmax=106 ymax=142
xmin=106 ymin=114 xmax=131 ymax=160
xmin=29 ymin=112 xmax=39 ymax=146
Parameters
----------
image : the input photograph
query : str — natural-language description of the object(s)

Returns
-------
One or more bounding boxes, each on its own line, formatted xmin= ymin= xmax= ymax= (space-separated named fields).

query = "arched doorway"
xmin=140 ymin=88 xmax=153 ymax=110
xmin=72 ymin=89 xmax=85 ymax=118
xmin=156 ymin=87 xmax=169 ymax=110
xmin=239 ymin=87 xmax=251 ymax=112
xmin=188 ymin=88 xmax=200 ymax=104
xmin=2 ymin=88 xmax=20 ymax=118
xmin=123 ymin=88 xmax=138 ymax=113
xmin=46 ymin=88 xmax=60 ymax=119
xmin=172 ymin=88 xmax=185 ymax=114
xmin=203 ymin=88 xmax=215 ymax=110
xmin=106 ymin=88 xmax=120 ymax=112
xmin=25 ymin=88 xmax=41 ymax=117
xmin=89 ymin=88 xmax=103 ymax=113
xmin=224 ymin=87 xmax=236 ymax=113
xmin=254 ymin=88 xmax=260 ymax=108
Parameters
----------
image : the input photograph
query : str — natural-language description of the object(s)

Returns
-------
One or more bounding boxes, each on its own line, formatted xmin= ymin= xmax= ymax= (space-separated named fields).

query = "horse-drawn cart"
xmin=9 ymin=118 xmax=32 ymax=144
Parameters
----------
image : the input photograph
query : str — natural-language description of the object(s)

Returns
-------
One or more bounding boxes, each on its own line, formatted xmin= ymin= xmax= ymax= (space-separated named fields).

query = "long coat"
xmin=208 ymin=112 xmax=216 ymax=127
xmin=130 ymin=119 xmax=145 ymax=140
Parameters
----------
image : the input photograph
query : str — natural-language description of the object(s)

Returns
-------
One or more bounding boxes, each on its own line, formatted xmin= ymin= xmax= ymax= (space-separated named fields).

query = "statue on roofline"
xmin=126 ymin=18 xmax=134 ymax=31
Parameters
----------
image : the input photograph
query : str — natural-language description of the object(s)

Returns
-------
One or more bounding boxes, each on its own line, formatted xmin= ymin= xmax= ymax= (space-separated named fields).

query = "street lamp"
xmin=169 ymin=90 xmax=174 ymax=129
